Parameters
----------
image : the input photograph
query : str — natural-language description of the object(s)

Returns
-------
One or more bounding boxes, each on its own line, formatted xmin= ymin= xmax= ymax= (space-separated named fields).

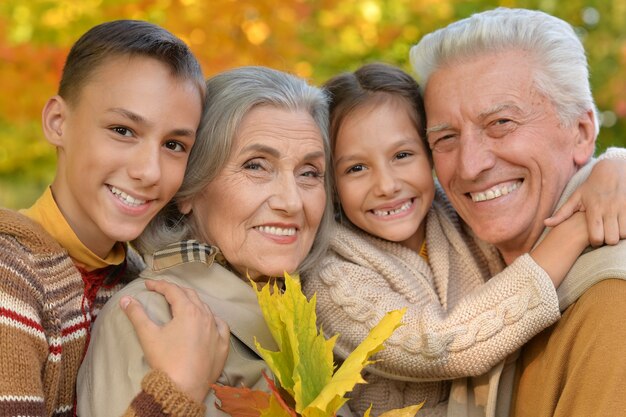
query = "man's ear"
xmin=573 ymin=109 xmax=597 ymax=167
xmin=42 ymin=95 xmax=67 ymax=147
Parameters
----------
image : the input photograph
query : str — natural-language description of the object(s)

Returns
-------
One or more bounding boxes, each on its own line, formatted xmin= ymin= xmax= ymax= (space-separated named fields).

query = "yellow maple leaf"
xmin=214 ymin=272 xmax=421 ymax=417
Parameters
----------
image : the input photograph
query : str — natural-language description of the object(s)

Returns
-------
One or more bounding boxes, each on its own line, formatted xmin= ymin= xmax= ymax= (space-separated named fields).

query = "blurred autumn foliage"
xmin=1 ymin=0 xmax=625 ymax=208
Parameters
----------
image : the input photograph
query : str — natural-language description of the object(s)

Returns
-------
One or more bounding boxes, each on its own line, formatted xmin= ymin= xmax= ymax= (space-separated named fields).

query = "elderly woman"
xmin=76 ymin=66 xmax=335 ymax=417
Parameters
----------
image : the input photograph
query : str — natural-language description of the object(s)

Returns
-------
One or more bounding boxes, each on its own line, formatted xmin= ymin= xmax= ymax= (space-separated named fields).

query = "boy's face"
xmin=333 ymin=97 xmax=434 ymax=252
xmin=45 ymin=55 xmax=202 ymax=257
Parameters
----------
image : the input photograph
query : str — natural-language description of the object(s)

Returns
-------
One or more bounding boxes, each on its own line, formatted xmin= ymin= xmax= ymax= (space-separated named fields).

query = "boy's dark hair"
xmin=323 ymin=62 xmax=427 ymax=152
xmin=58 ymin=20 xmax=205 ymax=106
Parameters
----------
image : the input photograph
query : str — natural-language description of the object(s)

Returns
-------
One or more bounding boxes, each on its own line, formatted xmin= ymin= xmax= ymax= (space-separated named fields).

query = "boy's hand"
xmin=545 ymin=158 xmax=626 ymax=246
xmin=120 ymin=280 xmax=230 ymax=403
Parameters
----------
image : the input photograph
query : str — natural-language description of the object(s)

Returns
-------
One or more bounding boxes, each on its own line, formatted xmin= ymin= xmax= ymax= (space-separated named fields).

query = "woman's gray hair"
xmin=135 ymin=66 xmax=333 ymax=274
xmin=410 ymin=7 xmax=599 ymax=134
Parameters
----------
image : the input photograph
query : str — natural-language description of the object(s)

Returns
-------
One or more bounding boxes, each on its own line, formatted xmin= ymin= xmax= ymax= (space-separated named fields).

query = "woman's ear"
xmin=42 ymin=95 xmax=67 ymax=147
xmin=178 ymin=197 xmax=193 ymax=215
xmin=573 ymin=109 xmax=597 ymax=167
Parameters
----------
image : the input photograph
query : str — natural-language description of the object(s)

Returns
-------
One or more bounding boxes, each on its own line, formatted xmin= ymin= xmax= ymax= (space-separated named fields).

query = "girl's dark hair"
xmin=323 ymin=62 xmax=427 ymax=152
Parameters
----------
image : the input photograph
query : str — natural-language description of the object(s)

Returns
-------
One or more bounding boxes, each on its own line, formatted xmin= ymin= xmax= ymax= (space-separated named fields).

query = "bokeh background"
xmin=1 ymin=0 xmax=625 ymax=209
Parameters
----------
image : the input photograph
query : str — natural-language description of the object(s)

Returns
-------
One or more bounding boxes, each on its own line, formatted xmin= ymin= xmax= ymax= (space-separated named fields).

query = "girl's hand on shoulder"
xmin=545 ymin=158 xmax=626 ymax=247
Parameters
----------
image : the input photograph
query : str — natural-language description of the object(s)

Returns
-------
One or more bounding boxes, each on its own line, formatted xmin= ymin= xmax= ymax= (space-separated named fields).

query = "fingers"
xmin=581 ymin=207 xmax=625 ymax=247
xmin=120 ymin=296 xmax=156 ymax=341
xmin=544 ymin=191 xmax=580 ymax=227
xmin=209 ymin=316 xmax=231 ymax=382
xmin=144 ymin=279 xmax=204 ymax=317
xmin=600 ymin=214 xmax=620 ymax=246
xmin=215 ymin=316 xmax=230 ymax=340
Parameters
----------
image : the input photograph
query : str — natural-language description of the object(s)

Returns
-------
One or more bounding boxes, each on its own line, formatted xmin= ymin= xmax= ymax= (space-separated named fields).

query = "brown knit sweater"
xmin=0 ymin=208 xmax=144 ymax=416
xmin=303 ymin=188 xmax=560 ymax=416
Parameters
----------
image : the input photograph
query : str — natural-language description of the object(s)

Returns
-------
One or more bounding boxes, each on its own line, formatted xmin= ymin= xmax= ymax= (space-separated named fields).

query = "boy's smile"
xmin=44 ymin=55 xmax=202 ymax=258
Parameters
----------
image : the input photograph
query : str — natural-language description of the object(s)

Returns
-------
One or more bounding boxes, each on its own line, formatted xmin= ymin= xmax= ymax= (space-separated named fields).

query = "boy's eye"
xmin=164 ymin=140 xmax=185 ymax=152
xmin=112 ymin=127 xmax=133 ymax=137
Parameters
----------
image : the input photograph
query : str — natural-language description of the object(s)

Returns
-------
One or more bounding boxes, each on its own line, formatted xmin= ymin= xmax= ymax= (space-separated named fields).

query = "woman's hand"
xmin=120 ymin=280 xmax=230 ymax=403
xmin=545 ymin=158 xmax=626 ymax=246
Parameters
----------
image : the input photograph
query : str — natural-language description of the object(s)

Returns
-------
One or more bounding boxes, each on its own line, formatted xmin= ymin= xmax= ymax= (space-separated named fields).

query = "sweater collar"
xmin=20 ymin=187 xmax=125 ymax=271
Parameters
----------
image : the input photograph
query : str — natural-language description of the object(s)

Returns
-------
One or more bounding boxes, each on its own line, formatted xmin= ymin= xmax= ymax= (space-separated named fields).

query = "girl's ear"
xmin=42 ymin=96 xmax=67 ymax=147
xmin=573 ymin=109 xmax=597 ymax=167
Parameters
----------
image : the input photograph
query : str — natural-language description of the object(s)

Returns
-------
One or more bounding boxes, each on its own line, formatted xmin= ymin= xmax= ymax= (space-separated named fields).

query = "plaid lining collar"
xmin=151 ymin=240 xmax=224 ymax=271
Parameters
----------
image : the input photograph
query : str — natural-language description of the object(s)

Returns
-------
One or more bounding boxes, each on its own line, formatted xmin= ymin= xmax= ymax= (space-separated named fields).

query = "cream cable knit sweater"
xmin=303 ymin=187 xmax=560 ymax=416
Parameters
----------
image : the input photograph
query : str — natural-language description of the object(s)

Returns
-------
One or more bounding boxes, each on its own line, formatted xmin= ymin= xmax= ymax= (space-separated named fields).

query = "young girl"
xmin=302 ymin=63 xmax=624 ymax=416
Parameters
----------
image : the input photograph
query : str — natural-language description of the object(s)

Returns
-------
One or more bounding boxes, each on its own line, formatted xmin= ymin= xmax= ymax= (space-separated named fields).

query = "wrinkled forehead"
xmin=423 ymin=50 xmax=543 ymax=125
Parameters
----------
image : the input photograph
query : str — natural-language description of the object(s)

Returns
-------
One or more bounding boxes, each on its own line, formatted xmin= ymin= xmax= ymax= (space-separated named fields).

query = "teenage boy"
xmin=0 ymin=20 xmax=229 ymax=416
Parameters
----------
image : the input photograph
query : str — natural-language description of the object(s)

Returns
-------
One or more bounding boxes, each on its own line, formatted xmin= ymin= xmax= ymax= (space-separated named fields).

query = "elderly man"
xmin=410 ymin=7 xmax=626 ymax=417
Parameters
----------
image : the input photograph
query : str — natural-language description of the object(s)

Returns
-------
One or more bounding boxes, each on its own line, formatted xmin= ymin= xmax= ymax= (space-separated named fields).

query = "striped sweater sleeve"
xmin=0 ymin=233 xmax=48 ymax=415
xmin=0 ymin=211 xmax=80 ymax=417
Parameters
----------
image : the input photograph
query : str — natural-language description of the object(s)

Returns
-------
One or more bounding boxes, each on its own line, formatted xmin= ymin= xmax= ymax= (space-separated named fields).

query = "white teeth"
xmin=372 ymin=200 xmax=413 ymax=217
xmin=256 ymin=226 xmax=296 ymax=236
xmin=470 ymin=181 xmax=521 ymax=202
xmin=109 ymin=186 xmax=147 ymax=207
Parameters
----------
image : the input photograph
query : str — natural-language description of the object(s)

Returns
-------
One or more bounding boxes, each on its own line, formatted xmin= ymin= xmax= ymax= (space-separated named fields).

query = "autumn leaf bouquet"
xmin=212 ymin=273 xmax=422 ymax=417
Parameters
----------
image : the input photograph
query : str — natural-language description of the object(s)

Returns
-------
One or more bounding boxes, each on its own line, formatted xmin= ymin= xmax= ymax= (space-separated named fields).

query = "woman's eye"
xmin=164 ymin=140 xmax=185 ymax=152
xmin=301 ymin=166 xmax=323 ymax=178
xmin=112 ymin=127 xmax=133 ymax=137
xmin=243 ymin=159 xmax=264 ymax=170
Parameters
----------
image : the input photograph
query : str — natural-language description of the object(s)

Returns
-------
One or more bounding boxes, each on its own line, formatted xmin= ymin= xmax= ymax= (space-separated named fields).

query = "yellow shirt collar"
xmin=20 ymin=187 xmax=125 ymax=271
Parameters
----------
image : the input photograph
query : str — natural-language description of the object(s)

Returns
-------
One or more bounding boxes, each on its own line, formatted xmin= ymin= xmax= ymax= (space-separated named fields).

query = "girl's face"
xmin=333 ymin=97 xmax=434 ymax=251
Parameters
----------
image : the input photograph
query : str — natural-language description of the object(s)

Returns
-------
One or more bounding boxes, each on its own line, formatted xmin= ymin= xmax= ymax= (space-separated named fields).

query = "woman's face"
xmin=190 ymin=105 xmax=327 ymax=281
xmin=333 ymin=97 xmax=434 ymax=252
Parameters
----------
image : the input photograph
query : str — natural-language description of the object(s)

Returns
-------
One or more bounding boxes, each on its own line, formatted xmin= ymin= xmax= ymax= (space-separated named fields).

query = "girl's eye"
xmin=112 ymin=127 xmax=133 ymax=137
xmin=395 ymin=151 xmax=412 ymax=160
xmin=164 ymin=140 xmax=185 ymax=152
xmin=346 ymin=164 xmax=365 ymax=174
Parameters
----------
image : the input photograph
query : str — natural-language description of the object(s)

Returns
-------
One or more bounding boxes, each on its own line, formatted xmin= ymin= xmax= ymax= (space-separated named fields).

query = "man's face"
xmin=424 ymin=50 xmax=594 ymax=262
